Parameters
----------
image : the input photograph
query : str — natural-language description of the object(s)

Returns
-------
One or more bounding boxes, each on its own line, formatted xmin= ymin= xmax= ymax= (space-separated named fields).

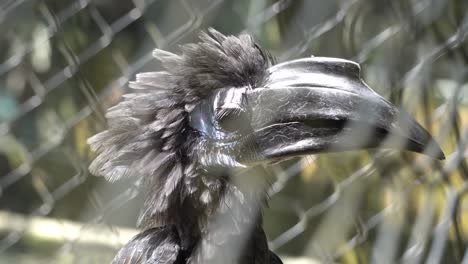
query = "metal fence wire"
xmin=0 ymin=0 xmax=467 ymax=263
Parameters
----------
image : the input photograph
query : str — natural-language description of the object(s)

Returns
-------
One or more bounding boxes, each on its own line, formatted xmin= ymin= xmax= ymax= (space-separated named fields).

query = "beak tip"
xmin=425 ymin=139 xmax=446 ymax=161
xmin=419 ymin=141 xmax=445 ymax=160
xmin=420 ymin=141 xmax=445 ymax=160
xmin=435 ymin=148 xmax=446 ymax=160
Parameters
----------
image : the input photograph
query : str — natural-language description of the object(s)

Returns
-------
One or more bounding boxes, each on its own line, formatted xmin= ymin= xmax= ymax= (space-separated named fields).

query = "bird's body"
xmin=88 ymin=29 xmax=443 ymax=264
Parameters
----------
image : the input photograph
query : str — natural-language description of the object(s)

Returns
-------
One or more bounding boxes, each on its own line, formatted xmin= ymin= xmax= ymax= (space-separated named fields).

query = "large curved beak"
xmin=246 ymin=57 xmax=445 ymax=161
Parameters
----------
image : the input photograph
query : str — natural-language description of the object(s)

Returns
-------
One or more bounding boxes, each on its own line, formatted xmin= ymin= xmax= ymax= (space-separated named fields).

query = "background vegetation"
xmin=0 ymin=0 xmax=467 ymax=263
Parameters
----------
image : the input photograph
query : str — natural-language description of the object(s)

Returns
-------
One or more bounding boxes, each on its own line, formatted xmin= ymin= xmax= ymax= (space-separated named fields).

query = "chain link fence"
xmin=0 ymin=0 xmax=467 ymax=263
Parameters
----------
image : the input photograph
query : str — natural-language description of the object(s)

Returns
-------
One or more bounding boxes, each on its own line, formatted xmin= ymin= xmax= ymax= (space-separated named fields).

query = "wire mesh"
xmin=0 ymin=0 xmax=467 ymax=263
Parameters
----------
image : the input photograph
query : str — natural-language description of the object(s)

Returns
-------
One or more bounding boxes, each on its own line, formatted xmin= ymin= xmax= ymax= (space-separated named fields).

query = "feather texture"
xmin=111 ymin=226 xmax=181 ymax=264
xmin=88 ymin=28 xmax=274 ymax=263
xmin=88 ymin=28 xmax=271 ymax=226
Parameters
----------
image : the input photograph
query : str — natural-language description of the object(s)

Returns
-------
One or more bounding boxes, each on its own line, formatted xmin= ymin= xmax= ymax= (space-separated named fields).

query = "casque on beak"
xmin=245 ymin=57 xmax=445 ymax=161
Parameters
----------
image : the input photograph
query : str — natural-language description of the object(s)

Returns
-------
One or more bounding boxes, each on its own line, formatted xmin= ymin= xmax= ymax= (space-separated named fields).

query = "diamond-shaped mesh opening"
xmin=0 ymin=0 xmax=467 ymax=263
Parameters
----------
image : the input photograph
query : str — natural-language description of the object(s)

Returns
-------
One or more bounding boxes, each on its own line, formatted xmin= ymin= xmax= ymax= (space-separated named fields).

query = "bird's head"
xmin=88 ymin=29 xmax=444 ymax=227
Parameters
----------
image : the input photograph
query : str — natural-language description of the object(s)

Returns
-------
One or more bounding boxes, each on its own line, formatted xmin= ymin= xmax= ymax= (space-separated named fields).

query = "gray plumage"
xmin=88 ymin=28 xmax=443 ymax=264
xmin=89 ymin=29 xmax=278 ymax=263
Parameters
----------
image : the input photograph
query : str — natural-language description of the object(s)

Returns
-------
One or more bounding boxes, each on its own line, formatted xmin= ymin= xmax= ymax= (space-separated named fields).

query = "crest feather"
xmin=88 ymin=28 xmax=271 ymax=225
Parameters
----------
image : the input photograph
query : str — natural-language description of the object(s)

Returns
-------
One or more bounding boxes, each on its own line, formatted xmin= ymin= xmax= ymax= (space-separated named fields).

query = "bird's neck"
xmin=149 ymin=164 xmax=272 ymax=260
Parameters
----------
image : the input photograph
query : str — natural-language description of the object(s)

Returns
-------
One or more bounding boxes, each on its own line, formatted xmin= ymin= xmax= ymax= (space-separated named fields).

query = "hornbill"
xmin=88 ymin=29 xmax=444 ymax=264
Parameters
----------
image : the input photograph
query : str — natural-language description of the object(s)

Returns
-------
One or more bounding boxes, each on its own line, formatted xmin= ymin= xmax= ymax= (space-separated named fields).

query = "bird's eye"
xmin=215 ymin=106 xmax=251 ymax=133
